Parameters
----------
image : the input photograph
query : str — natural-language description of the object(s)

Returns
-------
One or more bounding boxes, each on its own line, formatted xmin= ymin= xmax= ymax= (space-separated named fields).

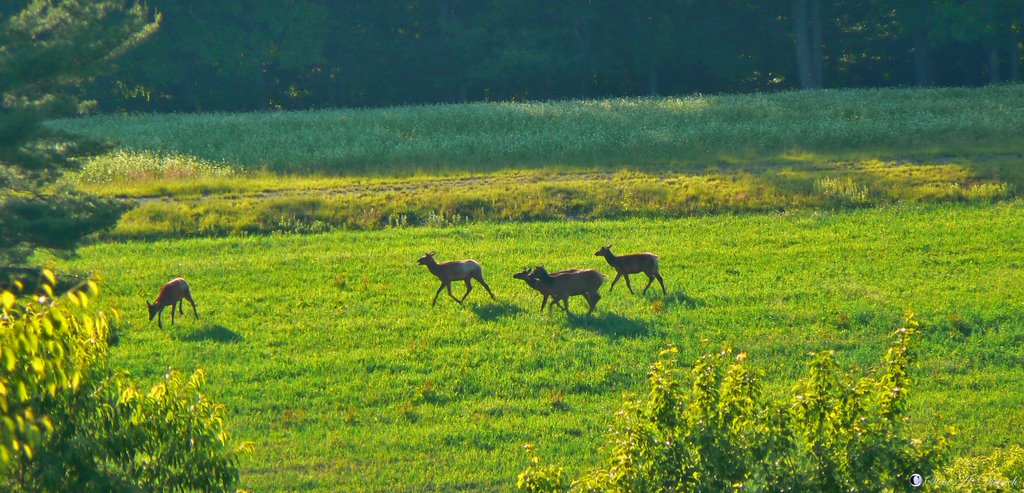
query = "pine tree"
xmin=0 ymin=0 xmax=159 ymax=267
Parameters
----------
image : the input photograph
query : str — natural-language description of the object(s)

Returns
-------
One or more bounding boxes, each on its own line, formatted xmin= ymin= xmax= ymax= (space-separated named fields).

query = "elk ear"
xmin=428 ymin=251 xmax=435 ymax=256
xmin=606 ymin=244 xmax=613 ymax=249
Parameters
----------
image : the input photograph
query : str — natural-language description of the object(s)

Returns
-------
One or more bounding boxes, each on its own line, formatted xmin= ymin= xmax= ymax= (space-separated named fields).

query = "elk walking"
xmin=595 ymin=244 xmax=665 ymax=295
xmin=513 ymin=267 xmax=569 ymax=312
xmin=417 ymin=252 xmax=495 ymax=306
xmin=528 ymin=265 xmax=604 ymax=316
xmin=147 ymin=278 xmax=199 ymax=329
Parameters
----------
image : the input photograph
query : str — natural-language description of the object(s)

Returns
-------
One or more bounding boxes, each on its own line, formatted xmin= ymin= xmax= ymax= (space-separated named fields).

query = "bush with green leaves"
xmin=520 ymin=316 xmax=949 ymax=492
xmin=1 ymin=273 xmax=248 ymax=492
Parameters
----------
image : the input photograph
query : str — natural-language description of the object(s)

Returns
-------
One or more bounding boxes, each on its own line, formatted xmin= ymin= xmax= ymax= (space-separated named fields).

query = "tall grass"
xmin=73 ymin=160 xmax=1014 ymax=240
xmin=53 ymin=85 xmax=1024 ymax=175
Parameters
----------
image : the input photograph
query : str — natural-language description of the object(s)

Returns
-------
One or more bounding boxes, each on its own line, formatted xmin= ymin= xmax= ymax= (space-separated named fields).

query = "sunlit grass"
xmin=49 ymin=200 xmax=1024 ymax=491
xmin=35 ymin=84 xmax=1024 ymax=491
xmin=69 ymin=157 xmax=1017 ymax=240
xmin=53 ymin=85 xmax=1024 ymax=176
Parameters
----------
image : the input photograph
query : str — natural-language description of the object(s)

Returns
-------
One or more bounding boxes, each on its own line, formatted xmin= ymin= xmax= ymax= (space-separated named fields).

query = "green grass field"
xmin=52 ymin=85 xmax=1024 ymax=175
xmin=51 ymin=201 xmax=1024 ymax=491
xmin=36 ymin=84 xmax=1024 ymax=490
xmin=47 ymin=85 xmax=1024 ymax=240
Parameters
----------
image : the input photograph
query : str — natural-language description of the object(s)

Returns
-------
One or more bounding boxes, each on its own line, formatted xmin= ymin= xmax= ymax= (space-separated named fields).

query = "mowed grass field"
xmin=52 ymin=201 xmax=1024 ymax=491
xmin=38 ymin=85 xmax=1024 ymax=490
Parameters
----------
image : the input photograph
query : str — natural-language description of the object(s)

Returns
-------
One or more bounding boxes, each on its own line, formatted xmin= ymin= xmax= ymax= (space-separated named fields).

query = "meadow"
xmin=45 ymin=84 xmax=1024 ymax=240
xmin=53 ymin=201 xmax=1024 ymax=491
xmin=52 ymin=85 xmax=1024 ymax=175
xmin=38 ymin=84 xmax=1024 ymax=490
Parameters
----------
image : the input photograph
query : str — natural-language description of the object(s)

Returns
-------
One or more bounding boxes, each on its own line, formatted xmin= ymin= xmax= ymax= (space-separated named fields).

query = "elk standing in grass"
xmin=528 ymin=265 xmax=604 ymax=316
xmin=417 ymin=252 xmax=495 ymax=306
xmin=147 ymin=278 xmax=199 ymax=329
xmin=595 ymin=244 xmax=665 ymax=295
xmin=513 ymin=267 xmax=569 ymax=312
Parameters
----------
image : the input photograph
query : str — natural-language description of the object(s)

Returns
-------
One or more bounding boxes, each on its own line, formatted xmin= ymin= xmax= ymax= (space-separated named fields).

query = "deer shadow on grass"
xmin=471 ymin=300 xmax=525 ymax=321
xmin=566 ymin=312 xmax=649 ymax=339
xmin=661 ymin=290 xmax=706 ymax=310
xmin=175 ymin=324 xmax=242 ymax=343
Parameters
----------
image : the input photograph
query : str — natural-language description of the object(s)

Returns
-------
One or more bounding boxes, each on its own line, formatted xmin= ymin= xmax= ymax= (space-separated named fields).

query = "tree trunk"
xmin=989 ymin=47 xmax=1001 ymax=84
xmin=648 ymin=63 xmax=659 ymax=96
xmin=326 ymin=67 xmax=338 ymax=107
xmin=436 ymin=0 xmax=461 ymax=102
xmin=911 ymin=0 xmax=931 ymax=87
xmin=572 ymin=4 xmax=593 ymax=99
xmin=1010 ymin=12 xmax=1021 ymax=82
xmin=255 ymin=65 xmax=270 ymax=109
xmin=792 ymin=0 xmax=817 ymax=89
xmin=809 ymin=0 xmax=823 ymax=88
xmin=984 ymin=0 xmax=1000 ymax=85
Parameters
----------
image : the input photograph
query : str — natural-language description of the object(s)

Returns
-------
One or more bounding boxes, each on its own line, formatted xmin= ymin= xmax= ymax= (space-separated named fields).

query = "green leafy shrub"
xmin=520 ymin=316 xmax=948 ymax=492
xmin=1 ymin=273 xmax=248 ymax=491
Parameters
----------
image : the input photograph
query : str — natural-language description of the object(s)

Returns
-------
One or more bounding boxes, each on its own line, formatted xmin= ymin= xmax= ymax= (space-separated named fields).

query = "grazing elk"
xmin=147 ymin=278 xmax=199 ymax=329
xmin=417 ymin=252 xmax=495 ymax=306
xmin=513 ymin=267 xmax=569 ymax=312
xmin=528 ymin=265 xmax=604 ymax=316
xmin=594 ymin=244 xmax=665 ymax=295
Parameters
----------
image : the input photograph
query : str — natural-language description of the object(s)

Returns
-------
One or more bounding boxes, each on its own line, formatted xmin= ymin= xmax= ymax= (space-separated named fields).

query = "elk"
xmin=513 ymin=267 xmax=569 ymax=312
xmin=528 ymin=265 xmax=604 ymax=316
xmin=595 ymin=244 xmax=665 ymax=295
xmin=146 ymin=278 xmax=199 ymax=329
xmin=417 ymin=252 xmax=495 ymax=306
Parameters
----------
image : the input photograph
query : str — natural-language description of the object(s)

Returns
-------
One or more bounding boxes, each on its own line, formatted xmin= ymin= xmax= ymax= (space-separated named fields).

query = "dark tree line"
xmin=4 ymin=0 xmax=1024 ymax=113
xmin=98 ymin=0 xmax=1024 ymax=112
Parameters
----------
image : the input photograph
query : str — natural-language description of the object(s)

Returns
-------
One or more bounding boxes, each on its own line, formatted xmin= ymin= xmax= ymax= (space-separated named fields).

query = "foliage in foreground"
xmin=520 ymin=317 xmax=949 ymax=492
xmin=0 ymin=273 xmax=246 ymax=492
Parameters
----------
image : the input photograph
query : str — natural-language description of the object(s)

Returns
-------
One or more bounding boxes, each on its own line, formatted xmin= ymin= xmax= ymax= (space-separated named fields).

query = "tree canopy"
xmin=85 ymin=0 xmax=1024 ymax=112
xmin=0 ymin=0 xmax=159 ymax=267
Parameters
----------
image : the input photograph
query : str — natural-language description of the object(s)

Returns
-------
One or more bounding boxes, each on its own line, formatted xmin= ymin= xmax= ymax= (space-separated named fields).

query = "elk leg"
xmin=475 ymin=273 xmax=496 ymax=300
xmin=460 ymin=279 xmax=473 ymax=302
xmin=623 ymin=275 xmax=635 ymax=294
xmin=609 ymin=273 xmax=622 ymax=292
xmin=548 ymin=296 xmax=561 ymax=312
xmin=186 ymin=297 xmax=199 ymax=318
xmin=157 ymin=309 xmax=163 ymax=329
xmin=540 ymin=295 xmax=548 ymax=312
xmin=446 ymin=282 xmax=461 ymax=304
xmin=170 ymin=303 xmax=176 ymax=325
xmin=642 ymin=273 xmax=655 ymax=294
xmin=587 ymin=291 xmax=600 ymax=316
xmin=655 ymin=273 xmax=666 ymax=294
xmin=432 ymin=283 xmax=446 ymax=306
xmin=184 ymin=288 xmax=199 ymax=318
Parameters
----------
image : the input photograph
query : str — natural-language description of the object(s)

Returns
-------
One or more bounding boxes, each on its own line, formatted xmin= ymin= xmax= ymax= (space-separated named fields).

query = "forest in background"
xmin=10 ymin=0 xmax=1019 ymax=113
